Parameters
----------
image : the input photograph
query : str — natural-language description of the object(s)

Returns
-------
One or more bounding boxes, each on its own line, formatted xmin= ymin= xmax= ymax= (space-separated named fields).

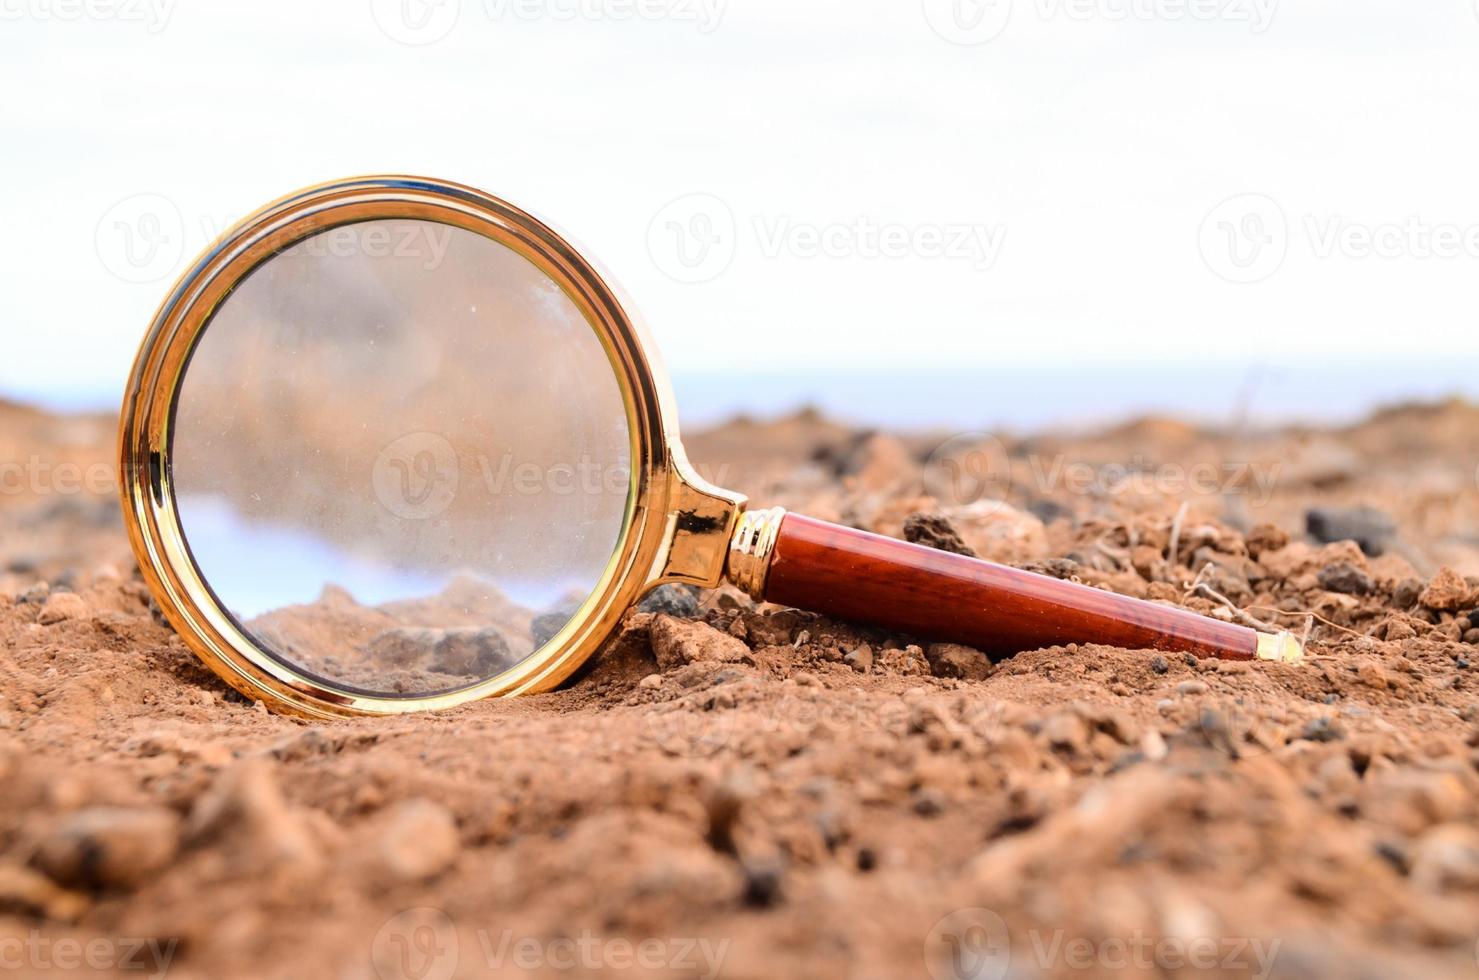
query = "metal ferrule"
xmin=725 ymin=506 xmax=786 ymax=600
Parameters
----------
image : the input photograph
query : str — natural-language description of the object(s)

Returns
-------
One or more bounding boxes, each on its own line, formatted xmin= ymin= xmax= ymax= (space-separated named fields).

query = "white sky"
xmin=3 ymin=0 xmax=1479 ymax=417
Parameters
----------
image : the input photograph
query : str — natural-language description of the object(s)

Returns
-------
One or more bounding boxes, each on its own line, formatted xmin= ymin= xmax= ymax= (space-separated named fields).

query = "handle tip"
xmin=1255 ymin=631 xmax=1305 ymax=665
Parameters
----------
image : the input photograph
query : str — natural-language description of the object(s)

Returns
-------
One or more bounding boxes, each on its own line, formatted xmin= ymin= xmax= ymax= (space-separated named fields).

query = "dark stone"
xmin=902 ymin=513 xmax=976 ymax=557
xmin=911 ymin=789 xmax=946 ymax=817
xmin=1393 ymin=578 xmax=1425 ymax=609
xmin=1305 ymin=506 xmax=1396 ymax=557
xmin=5 ymin=555 xmax=38 ymax=575
xmin=1317 ymin=562 xmax=1375 ymax=596
xmin=1300 ymin=717 xmax=1344 ymax=743
xmin=1150 ymin=655 xmax=1169 ymax=675
xmin=637 ymin=584 xmax=701 ymax=618
xmin=531 ymin=610 xmax=574 ymax=649
xmin=1025 ymin=498 xmax=1071 ymax=525
xmin=431 ymin=628 xmax=513 ymax=677
xmin=364 ymin=627 xmax=515 ymax=678
xmin=741 ymin=857 xmax=783 ymax=908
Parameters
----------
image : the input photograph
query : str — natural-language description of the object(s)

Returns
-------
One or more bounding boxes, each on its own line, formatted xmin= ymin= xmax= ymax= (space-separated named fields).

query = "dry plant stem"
xmin=1167 ymin=501 xmax=1190 ymax=571
xmin=1191 ymin=583 xmax=1283 ymax=632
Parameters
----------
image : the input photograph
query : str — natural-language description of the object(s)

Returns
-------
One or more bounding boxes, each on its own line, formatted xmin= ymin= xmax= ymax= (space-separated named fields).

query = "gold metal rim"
xmin=118 ymin=176 xmax=743 ymax=718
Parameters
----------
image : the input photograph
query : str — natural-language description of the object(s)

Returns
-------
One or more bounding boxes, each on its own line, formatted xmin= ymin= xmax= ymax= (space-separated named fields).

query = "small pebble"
xmin=376 ymin=799 xmax=460 ymax=882
xmin=1150 ymin=655 xmax=1169 ymax=675
xmin=1318 ymin=562 xmax=1375 ymax=596
xmin=1177 ymin=680 xmax=1209 ymax=696
xmin=741 ymin=857 xmax=783 ymax=908
xmin=843 ymin=645 xmax=874 ymax=674
xmin=637 ymin=584 xmax=700 ymax=618
xmin=639 ymin=673 xmax=663 ymax=689
xmin=1301 ymin=717 xmax=1344 ymax=743
xmin=912 ymin=789 xmax=946 ymax=817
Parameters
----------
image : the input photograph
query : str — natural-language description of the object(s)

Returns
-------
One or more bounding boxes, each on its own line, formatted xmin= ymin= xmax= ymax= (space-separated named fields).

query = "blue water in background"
xmin=13 ymin=357 xmax=1479 ymax=434
xmin=673 ymin=358 xmax=1479 ymax=433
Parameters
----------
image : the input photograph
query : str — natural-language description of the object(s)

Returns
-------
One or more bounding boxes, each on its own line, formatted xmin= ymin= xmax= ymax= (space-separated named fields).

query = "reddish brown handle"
xmin=763 ymin=513 xmax=1258 ymax=661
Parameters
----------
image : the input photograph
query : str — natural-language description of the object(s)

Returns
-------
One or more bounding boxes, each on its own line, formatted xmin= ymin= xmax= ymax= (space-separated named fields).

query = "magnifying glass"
xmin=118 ymin=176 xmax=1303 ymax=718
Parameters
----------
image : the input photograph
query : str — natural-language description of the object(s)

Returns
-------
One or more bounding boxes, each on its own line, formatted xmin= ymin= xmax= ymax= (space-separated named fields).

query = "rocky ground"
xmin=1 ymin=397 xmax=1478 ymax=978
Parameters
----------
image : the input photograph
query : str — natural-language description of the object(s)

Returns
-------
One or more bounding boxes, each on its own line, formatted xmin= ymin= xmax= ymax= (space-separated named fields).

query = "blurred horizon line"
xmin=6 ymin=354 xmax=1477 ymax=436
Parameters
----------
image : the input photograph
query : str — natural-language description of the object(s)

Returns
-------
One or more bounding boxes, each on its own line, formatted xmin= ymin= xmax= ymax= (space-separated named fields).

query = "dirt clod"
xmin=33 ymin=807 xmax=180 ymax=891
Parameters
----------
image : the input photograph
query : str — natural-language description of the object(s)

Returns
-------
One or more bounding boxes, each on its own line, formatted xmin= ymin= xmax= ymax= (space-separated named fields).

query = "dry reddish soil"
xmin=2 ymin=397 xmax=1479 ymax=979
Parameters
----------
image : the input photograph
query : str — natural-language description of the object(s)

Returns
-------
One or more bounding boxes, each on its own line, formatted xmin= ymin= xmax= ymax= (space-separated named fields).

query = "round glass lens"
xmin=170 ymin=218 xmax=632 ymax=697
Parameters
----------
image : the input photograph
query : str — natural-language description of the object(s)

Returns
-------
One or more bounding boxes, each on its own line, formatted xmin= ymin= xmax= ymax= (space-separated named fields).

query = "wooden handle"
xmin=761 ymin=513 xmax=1262 ymax=661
